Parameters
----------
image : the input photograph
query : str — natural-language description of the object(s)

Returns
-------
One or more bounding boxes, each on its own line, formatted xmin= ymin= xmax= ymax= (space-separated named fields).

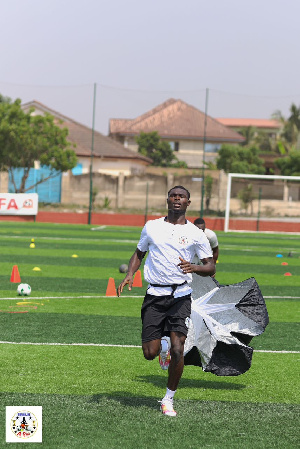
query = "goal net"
xmin=224 ymin=173 xmax=300 ymax=232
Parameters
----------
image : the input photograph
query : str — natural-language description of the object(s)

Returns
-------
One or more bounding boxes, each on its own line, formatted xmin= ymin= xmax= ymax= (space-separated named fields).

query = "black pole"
xmin=200 ymin=88 xmax=209 ymax=217
xmin=256 ymin=187 xmax=262 ymax=232
xmin=88 ymin=83 xmax=97 ymax=225
xmin=144 ymin=182 xmax=149 ymax=225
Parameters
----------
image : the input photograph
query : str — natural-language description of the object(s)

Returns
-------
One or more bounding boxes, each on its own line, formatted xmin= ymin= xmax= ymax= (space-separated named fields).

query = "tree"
xmin=272 ymin=103 xmax=300 ymax=154
xmin=0 ymin=98 xmax=77 ymax=193
xmin=275 ymin=150 xmax=300 ymax=176
xmin=216 ymin=144 xmax=265 ymax=174
xmin=239 ymin=125 xmax=277 ymax=153
xmin=282 ymin=104 xmax=300 ymax=149
xmin=0 ymin=94 xmax=12 ymax=104
xmin=136 ymin=131 xmax=187 ymax=167
xmin=237 ymin=183 xmax=256 ymax=214
xmin=239 ymin=126 xmax=256 ymax=146
xmin=204 ymin=175 xmax=213 ymax=212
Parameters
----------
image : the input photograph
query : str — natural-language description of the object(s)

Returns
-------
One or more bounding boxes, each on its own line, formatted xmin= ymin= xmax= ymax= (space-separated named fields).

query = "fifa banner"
xmin=0 ymin=193 xmax=38 ymax=216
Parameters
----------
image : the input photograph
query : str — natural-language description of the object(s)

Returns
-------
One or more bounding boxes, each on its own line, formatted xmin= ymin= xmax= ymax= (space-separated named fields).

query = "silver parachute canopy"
xmin=184 ymin=275 xmax=269 ymax=376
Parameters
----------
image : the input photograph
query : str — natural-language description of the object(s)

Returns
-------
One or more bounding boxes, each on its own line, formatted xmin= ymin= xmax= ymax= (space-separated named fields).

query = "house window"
xmin=169 ymin=141 xmax=179 ymax=151
xmin=204 ymin=143 xmax=221 ymax=153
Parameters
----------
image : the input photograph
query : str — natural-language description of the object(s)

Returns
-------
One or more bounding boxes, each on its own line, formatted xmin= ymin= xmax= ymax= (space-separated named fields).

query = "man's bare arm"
xmin=212 ymin=246 xmax=219 ymax=263
xmin=117 ymin=248 xmax=146 ymax=296
xmin=178 ymin=256 xmax=215 ymax=277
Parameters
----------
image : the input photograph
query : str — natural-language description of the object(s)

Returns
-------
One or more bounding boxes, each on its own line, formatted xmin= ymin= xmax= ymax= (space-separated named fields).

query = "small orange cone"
xmin=106 ymin=277 xmax=117 ymax=297
xmin=284 ymin=272 xmax=292 ymax=276
xmin=10 ymin=265 xmax=21 ymax=283
xmin=132 ymin=270 xmax=143 ymax=287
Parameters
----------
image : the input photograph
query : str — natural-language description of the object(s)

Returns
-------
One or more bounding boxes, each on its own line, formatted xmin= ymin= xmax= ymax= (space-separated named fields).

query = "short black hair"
xmin=168 ymin=185 xmax=190 ymax=199
xmin=194 ymin=217 xmax=205 ymax=226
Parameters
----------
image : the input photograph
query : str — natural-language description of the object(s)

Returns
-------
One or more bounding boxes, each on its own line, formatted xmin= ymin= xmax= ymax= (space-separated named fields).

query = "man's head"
xmin=167 ymin=186 xmax=191 ymax=214
xmin=167 ymin=185 xmax=190 ymax=200
xmin=194 ymin=217 xmax=205 ymax=231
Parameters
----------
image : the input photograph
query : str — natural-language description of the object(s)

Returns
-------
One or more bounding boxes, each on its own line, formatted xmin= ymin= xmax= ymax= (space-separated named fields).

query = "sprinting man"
xmin=117 ymin=186 xmax=215 ymax=417
xmin=193 ymin=217 xmax=219 ymax=263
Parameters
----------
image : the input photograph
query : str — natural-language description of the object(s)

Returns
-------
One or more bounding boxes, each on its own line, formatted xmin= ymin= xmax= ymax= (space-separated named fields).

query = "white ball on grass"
xmin=17 ymin=283 xmax=31 ymax=296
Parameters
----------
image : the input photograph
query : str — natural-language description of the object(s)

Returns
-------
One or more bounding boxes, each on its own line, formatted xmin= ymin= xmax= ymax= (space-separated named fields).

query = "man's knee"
xmin=143 ymin=347 xmax=156 ymax=360
xmin=142 ymin=341 xmax=160 ymax=360
xmin=170 ymin=344 xmax=184 ymax=363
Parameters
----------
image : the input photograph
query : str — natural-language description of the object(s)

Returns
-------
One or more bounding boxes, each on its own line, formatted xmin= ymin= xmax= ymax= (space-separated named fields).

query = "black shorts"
xmin=141 ymin=293 xmax=192 ymax=343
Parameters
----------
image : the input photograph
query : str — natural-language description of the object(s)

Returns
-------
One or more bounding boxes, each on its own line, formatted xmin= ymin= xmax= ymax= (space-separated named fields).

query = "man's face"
xmin=167 ymin=188 xmax=191 ymax=212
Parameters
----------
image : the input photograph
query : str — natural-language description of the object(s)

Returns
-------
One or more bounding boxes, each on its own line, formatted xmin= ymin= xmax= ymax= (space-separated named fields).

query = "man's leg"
xmin=160 ymin=331 xmax=186 ymax=417
xmin=167 ymin=331 xmax=186 ymax=391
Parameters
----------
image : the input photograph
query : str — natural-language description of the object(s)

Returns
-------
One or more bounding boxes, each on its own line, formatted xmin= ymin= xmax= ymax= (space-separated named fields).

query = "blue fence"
xmin=8 ymin=167 xmax=62 ymax=203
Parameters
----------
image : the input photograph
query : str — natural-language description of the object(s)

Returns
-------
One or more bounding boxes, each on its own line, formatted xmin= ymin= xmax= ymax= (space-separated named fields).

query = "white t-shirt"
xmin=137 ymin=217 xmax=213 ymax=298
xmin=193 ymin=228 xmax=218 ymax=265
xmin=204 ymin=228 xmax=218 ymax=249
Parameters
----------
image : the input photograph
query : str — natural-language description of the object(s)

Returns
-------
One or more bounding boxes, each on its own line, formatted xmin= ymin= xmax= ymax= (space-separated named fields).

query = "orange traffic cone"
xmin=10 ymin=265 xmax=21 ymax=283
xmin=132 ymin=270 xmax=143 ymax=287
xmin=106 ymin=277 xmax=117 ymax=296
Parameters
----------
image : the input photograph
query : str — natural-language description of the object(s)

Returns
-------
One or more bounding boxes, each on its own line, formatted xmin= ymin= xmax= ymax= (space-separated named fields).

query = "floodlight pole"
xmin=88 ymin=83 xmax=97 ymax=225
xmin=200 ymin=88 xmax=209 ymax=218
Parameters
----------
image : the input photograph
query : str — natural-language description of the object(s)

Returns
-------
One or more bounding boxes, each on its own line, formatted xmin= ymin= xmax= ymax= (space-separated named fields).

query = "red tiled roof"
xmin=216 ymin=118 xmax=281 ymax=129
xmin=109 ymin=99 xmax=244 ymax=142
xmin=21 ymin=101 xmax=152 ymax=163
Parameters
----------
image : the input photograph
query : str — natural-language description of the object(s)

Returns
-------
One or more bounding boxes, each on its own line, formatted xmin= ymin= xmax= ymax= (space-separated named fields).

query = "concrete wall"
xmin=58 ymin=169 xmax=300 ymax=217
xmin=54 ymin=168 xmax=226 ymax=212
xmin=1 ymin=168 xmax=300 ymax=217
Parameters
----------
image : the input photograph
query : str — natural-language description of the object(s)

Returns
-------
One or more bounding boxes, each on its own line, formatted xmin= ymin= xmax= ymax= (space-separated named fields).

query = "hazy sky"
xmin=1 ymin=0 xmax=299 ymax=134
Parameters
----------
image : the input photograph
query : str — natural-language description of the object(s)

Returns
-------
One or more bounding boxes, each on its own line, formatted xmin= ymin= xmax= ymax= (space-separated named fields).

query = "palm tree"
xmin=272 ymin=103 xmax=300 ymax=153
xmin=288 ymin=103 xmax=300 ymax=129
xmin=239 ymin=126 xmax=257 ymax=146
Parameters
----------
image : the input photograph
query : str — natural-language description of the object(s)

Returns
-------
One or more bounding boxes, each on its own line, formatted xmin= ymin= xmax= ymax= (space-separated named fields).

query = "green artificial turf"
xmin=0 ymin=393 xmax=298 ymax=449
xmin=0 ymin=222 xmax=299 ymax=448
xmin=0 ymin=345 xmax=297 ymax=403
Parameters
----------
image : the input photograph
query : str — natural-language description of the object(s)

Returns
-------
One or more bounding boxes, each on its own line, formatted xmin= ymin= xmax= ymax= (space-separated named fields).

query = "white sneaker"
xmin=159 ymin=336 xmax=171 ymax=370
xmin=160 ymin=398 xmax=177 ymax=417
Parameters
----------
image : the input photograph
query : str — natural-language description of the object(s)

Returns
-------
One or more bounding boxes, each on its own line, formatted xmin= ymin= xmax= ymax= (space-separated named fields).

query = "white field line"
xmin=0 ymin=341 xmax=141 ymax=348
xmin=225 ymin=230 xmax=300 ymax=236
xmin=264 ymin=296 xmax=300 ymax=299
xmin=0 ymin=340 xmax=298 ymax=353
xmin=254 ymin=350 xmax=299 ymax=354
xmin=222 ymin=246 xmax=299 ymax=251
xmin=0 ymin=296 xmax=145 ymax=300
xmin=1 ymin=295 xmax=299 ymax=301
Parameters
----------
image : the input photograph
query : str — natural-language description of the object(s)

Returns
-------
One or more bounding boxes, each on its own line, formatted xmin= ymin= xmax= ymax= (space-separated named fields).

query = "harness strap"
xmin=149 ymin=281 xmax=187 ymax=296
